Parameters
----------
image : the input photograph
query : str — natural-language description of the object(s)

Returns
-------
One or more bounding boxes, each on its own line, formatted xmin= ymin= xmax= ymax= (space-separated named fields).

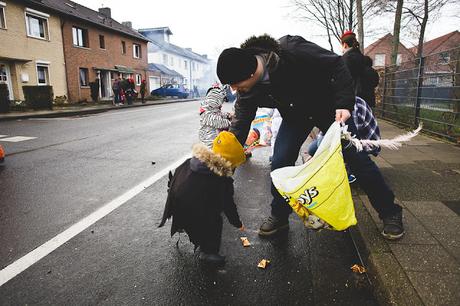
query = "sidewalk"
xmin=0 ymin=97 xmax=199 ymax=121
xmin=304 ymin=121 xmax=460 ymax=306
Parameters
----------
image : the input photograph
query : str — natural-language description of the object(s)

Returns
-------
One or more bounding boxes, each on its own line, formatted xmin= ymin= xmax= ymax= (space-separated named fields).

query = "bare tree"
xmin=391 ymin=0 xmax=404 ymax=66
xmin=356 ymin=0 xmax=364 ymax=52
xmin=291 ymin=0 xmax=383 ymax=52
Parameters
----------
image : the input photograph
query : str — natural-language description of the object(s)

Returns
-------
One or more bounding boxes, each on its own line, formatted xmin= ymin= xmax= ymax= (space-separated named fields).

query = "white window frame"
xmin=396 ymin=54 xmax=402 ymax=66
xmin=374 ymin=54 xmax=386 ymax=67
xmin=133 ymin=43 xmax=141 ymax=59
xmin=36 ymin=63 xmax=50 ymax=85
xmin=25 ymin=8 xmax=50 ymax=40
xmin=79 ymin=67 xmax=89 ymax=87
xmin=184 ymin=60 xmax=188 ymax=70
xmin=121 ymin=41 xmax=126 ymax=54
xmin=163 ymin=54 xmax=168 ymax=64
xmin=135 ymin=74 xmax=142 ymax=86
xmin=72 ymin=26 xmax=88 ymax=48
xmin=170 ymin=56 xmax=174 ymax=66
xmin=0 ymin=2 xmax=7 ymax=30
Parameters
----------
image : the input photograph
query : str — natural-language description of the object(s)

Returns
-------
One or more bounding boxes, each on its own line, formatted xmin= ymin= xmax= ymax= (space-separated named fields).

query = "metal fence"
xmin=375 ymin=46 xmax=460 ymax=143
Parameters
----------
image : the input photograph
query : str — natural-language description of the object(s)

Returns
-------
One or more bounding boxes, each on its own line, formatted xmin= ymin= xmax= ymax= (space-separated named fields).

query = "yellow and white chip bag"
xmin=271 ymin=122 xmax=357 ymax=231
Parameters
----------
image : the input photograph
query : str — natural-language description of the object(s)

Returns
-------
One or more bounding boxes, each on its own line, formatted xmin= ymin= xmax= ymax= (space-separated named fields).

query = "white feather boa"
xmin=341 ymin=124 xmax=422 ymax=152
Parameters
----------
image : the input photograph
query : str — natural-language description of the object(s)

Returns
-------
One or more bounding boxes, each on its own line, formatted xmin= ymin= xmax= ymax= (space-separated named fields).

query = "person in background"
xmin=112 ymin=77 xmax=121 ymax=106
xmin=198 ymin=85 xmax=232 ymax=148
xmin=140 ymin=79 xmax=147 ymax=104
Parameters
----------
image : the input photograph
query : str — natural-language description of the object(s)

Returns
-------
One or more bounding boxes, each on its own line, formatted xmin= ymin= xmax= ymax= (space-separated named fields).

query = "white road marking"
xmin=0 ymin=135 xmax=8 ymax=138
xmin=0 ymin=136 xmax=37 ymax=142
xmin=0 ymin=154 xmax=190 ymax=287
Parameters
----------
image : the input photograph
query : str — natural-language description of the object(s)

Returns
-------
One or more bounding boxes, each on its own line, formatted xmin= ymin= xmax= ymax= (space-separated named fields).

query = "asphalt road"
xmin=0 ymin=102 xmax=377 ymax=305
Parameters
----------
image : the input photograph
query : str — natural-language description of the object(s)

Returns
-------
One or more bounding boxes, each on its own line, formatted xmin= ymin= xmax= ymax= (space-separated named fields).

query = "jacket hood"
xmin=191 ymin=143 xmax=234 ymax=177
xmin=201 ymin=88 xmax=226 ymax=112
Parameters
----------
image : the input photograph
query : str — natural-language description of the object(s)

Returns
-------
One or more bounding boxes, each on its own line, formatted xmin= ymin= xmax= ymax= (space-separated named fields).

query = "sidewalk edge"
xmin=0 ymin=98 xmax=199 ymax=121
xmin=349 ymin=195 xmax=424 ymax=306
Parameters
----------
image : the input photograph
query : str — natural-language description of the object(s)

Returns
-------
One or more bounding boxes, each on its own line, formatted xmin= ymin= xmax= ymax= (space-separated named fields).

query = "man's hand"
xmin=335 ymin=109 xmax=351 ymax=123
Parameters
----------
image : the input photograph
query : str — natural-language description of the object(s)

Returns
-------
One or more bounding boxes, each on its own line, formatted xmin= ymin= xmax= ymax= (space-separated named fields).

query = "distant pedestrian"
xmin=140 ymin=79 xmax=147 ymax=103
xmin=341 ymin=30 xmax=380 ymax=107
xmin=112 ymin=77 xmax=121 ymax=105
xmin=159 ymin=131 xmax=246 ymax=266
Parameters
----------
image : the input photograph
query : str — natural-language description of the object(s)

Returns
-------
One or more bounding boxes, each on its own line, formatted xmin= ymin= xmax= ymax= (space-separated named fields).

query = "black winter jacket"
xmin=159 ymin=143 xmax=242 ymax=248
xmin=230 ymin=35 xmax=355 ymax=144
xmin=342 ymin=48 xmax=379 ymax=107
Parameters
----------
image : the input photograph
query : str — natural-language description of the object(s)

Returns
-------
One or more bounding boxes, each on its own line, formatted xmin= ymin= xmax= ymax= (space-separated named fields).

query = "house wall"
xmin=61 ymin=19 xmax=148 ymax=102
xmin=365 ymin=36 xmax=414 ymax=68
xmin=0 ymin=1 xmax=67 ymax=100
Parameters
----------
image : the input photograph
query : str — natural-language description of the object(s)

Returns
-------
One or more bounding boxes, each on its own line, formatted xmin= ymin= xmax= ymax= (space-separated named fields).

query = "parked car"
xmin=151 ymin=84 xmax=189 ymax=99
xmin=0 ymin=144 xmax=4 ymax=163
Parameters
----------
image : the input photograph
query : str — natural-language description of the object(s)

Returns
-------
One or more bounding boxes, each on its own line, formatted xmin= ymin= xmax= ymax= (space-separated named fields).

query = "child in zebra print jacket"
xmin=199 ymin=85 xmax=233 ymax=148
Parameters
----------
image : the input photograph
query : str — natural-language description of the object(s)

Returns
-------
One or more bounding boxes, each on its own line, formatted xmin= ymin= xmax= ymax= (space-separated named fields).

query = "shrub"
xmin=0 ymin=83 xmax=9 ymax=113
xmin=23 ymin=85 xmax=54 ymax=110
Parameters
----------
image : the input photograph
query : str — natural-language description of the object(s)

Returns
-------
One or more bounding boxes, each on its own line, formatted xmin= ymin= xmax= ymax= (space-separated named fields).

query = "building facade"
xmin=138 ymin=27 xmax=212 ymax=92
xmin=0 ymin=0 xmax=67 ymax=101
xmin=364 ymin=33 xmax=415 ymax=68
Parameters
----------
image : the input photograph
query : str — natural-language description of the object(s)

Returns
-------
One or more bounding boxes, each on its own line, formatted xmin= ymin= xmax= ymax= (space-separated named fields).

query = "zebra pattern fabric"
xmin=199 ymin=87 xmax=231 ymax=148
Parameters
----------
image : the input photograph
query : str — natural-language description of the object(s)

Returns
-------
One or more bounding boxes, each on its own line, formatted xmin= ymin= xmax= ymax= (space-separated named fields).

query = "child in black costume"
xmin=159 ymin=131 xmax=246 ymax=266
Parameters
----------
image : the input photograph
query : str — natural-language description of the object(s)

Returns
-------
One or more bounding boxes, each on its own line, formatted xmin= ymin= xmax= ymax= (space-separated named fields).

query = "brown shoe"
xmin=259 ymin=215 xmax=289 ymax=236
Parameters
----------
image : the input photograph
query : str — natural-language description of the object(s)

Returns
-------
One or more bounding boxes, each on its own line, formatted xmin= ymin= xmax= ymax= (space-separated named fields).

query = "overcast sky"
xmin=73 ymin=0 xmax=459 ymax=60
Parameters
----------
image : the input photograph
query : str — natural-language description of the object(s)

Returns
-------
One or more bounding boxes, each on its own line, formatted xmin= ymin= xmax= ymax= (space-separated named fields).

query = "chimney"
xmin=122 ymin=21 xmax=132 ymax=28
xmin=98 ymin=7 xmax=111 ymax=18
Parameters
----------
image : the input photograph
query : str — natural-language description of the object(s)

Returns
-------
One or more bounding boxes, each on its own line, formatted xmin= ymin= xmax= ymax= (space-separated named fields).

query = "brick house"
xmin=27 ymin=0 xmax=149 ymax=103
xmin=364 ymin=33 xmax=415 ymax=68
xmin=0 ymin=0 xmax=68 ymax=101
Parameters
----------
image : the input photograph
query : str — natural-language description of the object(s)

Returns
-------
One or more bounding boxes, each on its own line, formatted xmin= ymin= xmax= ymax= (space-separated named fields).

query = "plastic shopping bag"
xmin=270 ymin=122 xmax=357 ymax=231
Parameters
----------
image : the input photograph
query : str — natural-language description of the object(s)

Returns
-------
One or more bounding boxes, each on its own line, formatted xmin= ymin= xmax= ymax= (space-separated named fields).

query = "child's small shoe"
xmin=199 ymin=252 xmax=226 ymax=266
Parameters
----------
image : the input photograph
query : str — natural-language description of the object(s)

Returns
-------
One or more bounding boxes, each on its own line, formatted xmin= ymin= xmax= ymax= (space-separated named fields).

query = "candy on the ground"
xmin=351 ymin=264 xmax=366 ymax=274
xmin=258 ymin=259 xmax=270 ymax=269
xmin=240 ymin=237 xmax=251 ymax=247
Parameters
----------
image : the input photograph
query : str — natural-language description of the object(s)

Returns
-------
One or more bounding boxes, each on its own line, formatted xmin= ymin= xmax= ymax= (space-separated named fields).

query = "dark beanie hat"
xmin=217 ymin=48 xmax=258 ymax=85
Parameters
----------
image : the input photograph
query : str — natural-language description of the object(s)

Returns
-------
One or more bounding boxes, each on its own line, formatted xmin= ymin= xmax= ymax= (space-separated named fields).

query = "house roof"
xmin=409 ymin=30 xmax=460 ymax=56
xmin=148 ymin=63 xmax=183 ymax=78
xmin=148 ymin=39 xmax=210 ymax=63
xmin=364 ymin=33 xmax=413 ymax=56
xmin=138 ymin=27 xmax=173 ymax=35
xmin=24 ymin=0 xmax=149 ymax=42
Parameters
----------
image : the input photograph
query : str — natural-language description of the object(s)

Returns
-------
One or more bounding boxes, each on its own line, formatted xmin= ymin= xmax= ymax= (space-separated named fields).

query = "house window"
xmin=0 ymin=4 xmax=6 ymax=29
xmin=133 ymin=43 xmax=141 ymax=58
xmin=72 ymin=27 xmax=88 ymax=47
xmin=396 ymin=54 xmax=402 ymax=66
xmin=99 ymin=35 xmax=105 ymax=49
xmin=135 ymin=74 xmax=142 ymax=86
xmin=121 ymin=41 xmax=126 ymax=54
xmin=26 ymin=10 xmax=49 ymax=39
xmin=163 ymin=54 xmax=168 ymax=64
xmin=184 ymin=60 xmax=188 ymax=70
xmin=439 ymin=52 xmax=450 ymax=65
xmin=170 ymin=56 xmax=174 ymax=66
xmin=79 ymin=68 xmax=89 ymax=87
xmin=374 ymin=54 xmax=386 ymax=67
xmin=36 ymin=64 xmax=49 ymax=85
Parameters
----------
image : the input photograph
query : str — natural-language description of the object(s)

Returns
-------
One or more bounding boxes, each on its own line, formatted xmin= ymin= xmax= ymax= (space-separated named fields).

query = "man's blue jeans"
xmin=270 ymin=118 xmax=402 ymax=220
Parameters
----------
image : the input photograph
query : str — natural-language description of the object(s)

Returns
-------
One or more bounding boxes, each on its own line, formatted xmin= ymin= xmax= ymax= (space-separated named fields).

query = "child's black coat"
xmin=159 ymin=143 xmax=242 ymax=252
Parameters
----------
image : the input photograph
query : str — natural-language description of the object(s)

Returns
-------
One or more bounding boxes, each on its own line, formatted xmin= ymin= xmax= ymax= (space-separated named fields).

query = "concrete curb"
xmin=0 ymin=98 xmax=199 ymax=121
xmin=349 ymin=194 xmax=423 ymax=306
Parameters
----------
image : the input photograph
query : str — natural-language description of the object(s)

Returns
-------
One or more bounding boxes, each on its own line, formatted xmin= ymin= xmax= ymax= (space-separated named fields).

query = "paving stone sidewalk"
xmin=301 ymin=121 xmax=460 ymax=306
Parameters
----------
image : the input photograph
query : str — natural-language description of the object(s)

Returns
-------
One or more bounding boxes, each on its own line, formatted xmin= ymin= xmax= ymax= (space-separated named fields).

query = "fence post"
xmin=381 ymin=66 xmax=387 ymax=118
xmin=414 ymin=56 xmax=425 ymax=127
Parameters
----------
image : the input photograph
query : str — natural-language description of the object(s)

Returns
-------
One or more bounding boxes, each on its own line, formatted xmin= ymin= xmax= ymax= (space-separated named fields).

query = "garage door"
xmin=149 ymin=76 xmax=161 ymax=92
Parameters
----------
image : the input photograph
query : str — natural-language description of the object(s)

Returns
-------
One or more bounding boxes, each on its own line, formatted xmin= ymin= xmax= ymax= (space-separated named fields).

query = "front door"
xmin=99 ymin=71 xmax=112 ymax=99
xmin=0 ymin=62 xmax=13 ymax=100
